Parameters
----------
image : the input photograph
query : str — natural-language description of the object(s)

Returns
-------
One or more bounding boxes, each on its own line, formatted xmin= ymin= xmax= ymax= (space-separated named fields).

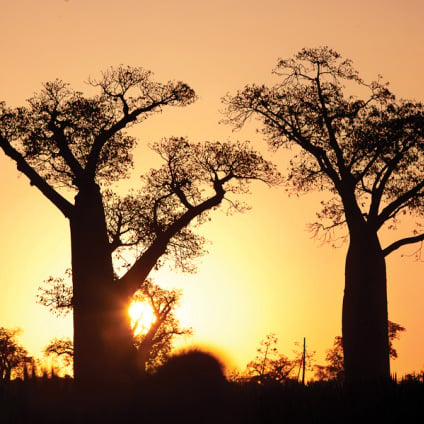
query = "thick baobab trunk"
xmin=70 ymin=184 xmax=136 ymax=386
xmin=342 ymin=222 xmax=390 ymax=386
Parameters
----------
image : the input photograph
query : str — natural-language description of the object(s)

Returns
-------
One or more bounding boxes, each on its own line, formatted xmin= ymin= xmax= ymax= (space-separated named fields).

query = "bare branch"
xmin=0 ymin=135 xmax=74 ymax=218
xmin=383 ymin=232 xmax=424 ymax=257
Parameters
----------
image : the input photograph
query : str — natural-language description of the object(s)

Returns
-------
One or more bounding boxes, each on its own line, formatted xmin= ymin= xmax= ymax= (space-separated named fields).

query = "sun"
xmin=128 ymin=300 xmax=157 ymax=336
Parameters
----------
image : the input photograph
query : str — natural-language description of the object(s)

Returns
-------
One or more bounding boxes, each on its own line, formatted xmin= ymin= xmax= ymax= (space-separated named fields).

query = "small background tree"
xmin=233 ymin=333 xmax=315 ymax=385
xmin=132 ymin=280 xmax=192 ymax=372
xmin=0 ymin=327 xmax=28 ymax=382
xmin=245 ymin=334 xmax=295 ymax=384
xmin=43 ymin=337 xmax=74 ymax=377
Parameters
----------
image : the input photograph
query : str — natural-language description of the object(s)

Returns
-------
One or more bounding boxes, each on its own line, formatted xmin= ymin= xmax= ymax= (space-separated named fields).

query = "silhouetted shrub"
xmin=149 ymin=349 xmax=228 ymax=423
xmin=156 ymin=349 xmax=225 ymax=384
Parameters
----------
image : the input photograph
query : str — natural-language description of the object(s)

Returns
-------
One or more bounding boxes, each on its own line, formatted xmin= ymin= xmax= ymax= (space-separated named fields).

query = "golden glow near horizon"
xmin=1 ymin=0 xmax=424 ymax=379
xmin=128 ymin=301 xmax=157 ymax=336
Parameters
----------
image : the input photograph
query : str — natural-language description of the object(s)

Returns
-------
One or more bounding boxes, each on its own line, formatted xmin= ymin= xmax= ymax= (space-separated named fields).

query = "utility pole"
xmin=301 ymin=337 xmax=306 ymax=385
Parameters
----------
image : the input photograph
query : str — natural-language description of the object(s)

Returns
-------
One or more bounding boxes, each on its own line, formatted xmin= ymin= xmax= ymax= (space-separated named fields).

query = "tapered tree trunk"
xmin=70 ymin=183 xmax=136 ymax=387
xmin=342 ymin=221 xmax=390 ymax=386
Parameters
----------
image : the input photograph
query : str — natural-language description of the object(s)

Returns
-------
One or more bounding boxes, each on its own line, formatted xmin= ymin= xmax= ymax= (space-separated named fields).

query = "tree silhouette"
xmin=387 ymin=321 xmax=406 ymax=359
xmin=245 ymin=334 xmax=295 ymax=384
xmin=0 ymin=327 xmax=28 ymax=382
xmin=235 ymin=334 xmax=316 ymax=385
xmin=0 ymin=66 xmax=281 ymax=385
xmin=314 ymin=336 xmax=344 ymax=382
xmin=132 ymin=280 xmax=192 ymax=373
xmin=223 ymin=46 xmax=424 ymax=385
xmin=43 ymin=337 xmax=74 ymax=376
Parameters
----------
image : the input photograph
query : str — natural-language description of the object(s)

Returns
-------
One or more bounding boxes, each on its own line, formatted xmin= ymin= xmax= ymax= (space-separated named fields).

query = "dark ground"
xmin=1 ymin=375 xmax=423 ymax=424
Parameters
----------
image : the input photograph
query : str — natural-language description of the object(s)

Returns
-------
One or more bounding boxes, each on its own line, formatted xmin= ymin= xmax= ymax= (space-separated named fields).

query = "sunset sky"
xmin=1 ymin=0 xmax=424 ymax=378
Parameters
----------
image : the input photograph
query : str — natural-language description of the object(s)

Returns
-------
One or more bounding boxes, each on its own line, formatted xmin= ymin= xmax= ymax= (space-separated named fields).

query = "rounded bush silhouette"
xmin=156 ymin=349 xmax=226 ymax=387
xmin=151 ymin=348 xmax=229 ymax=419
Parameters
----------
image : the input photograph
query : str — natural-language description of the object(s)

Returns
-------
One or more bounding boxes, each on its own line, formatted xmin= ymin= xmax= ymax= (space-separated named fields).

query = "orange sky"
xmin=1 ymin=0 xmax=424 ymax=378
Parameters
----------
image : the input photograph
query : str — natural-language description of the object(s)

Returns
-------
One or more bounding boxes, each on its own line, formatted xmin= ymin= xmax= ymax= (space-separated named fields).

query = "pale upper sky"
xmin=1 ymin=0 xmax=424 ymax=377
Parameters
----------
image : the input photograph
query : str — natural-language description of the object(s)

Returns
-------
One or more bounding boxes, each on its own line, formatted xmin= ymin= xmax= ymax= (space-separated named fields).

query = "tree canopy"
xmin=106 ymin=137 xmax=281 ymax=288
xmin=223 ymin=47 xmax=424 ymax=250
xmin=0 ymin=66 xmax=195 ymax=196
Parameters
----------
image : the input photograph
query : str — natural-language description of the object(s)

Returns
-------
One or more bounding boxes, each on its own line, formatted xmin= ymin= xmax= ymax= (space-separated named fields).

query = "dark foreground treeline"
xmin=2 ymin=377 xmax=424 ymax=424
xmin=2 ymin=376 xmax=424 ymax=424
xmin=1 ymin=352 xmax=424 ymax=424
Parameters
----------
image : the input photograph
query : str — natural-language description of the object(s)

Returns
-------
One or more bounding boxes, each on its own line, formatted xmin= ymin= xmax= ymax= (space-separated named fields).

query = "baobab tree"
xmin=223 ymin=47 xmax=424 ymax=385
xmin=0 ymin=66 xmax=281 ymax=386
